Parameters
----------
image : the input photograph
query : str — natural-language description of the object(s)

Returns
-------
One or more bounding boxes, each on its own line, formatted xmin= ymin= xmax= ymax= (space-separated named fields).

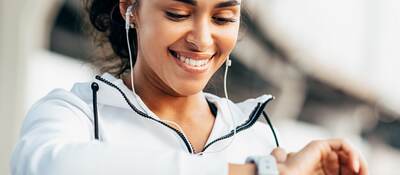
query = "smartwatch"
xmin=245 ymin=155 xmax=279 ymax=175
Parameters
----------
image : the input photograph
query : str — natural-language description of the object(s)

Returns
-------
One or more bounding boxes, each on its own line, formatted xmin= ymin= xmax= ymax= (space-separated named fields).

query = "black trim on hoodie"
xmin=92 ymin=75 xmax=274 ymax=154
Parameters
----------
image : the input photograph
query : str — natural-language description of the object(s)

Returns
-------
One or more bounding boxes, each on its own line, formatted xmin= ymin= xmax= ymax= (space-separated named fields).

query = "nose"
xmin=185 ymin=19 xmax=214 ymax=52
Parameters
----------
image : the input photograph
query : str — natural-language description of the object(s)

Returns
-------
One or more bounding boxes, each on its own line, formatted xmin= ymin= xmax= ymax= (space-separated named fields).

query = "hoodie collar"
xmin=73 ymin=73 xmax=273 ymax=126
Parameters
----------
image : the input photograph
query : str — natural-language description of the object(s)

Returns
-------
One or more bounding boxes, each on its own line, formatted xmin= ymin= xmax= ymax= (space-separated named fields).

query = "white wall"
xmin=246 ymin=0 xmax=400 ymax=116
xmin=0 ymin=0 xmax=25 ymax=174
xmin=0 ymin=0 xmax=93 ymax=174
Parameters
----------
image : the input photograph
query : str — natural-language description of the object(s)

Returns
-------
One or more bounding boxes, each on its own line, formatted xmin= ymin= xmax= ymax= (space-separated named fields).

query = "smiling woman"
xmin=90 ymin=0 xmax=242 ymax=96
xmin=10 ymin=0 xmax=368 ymax=175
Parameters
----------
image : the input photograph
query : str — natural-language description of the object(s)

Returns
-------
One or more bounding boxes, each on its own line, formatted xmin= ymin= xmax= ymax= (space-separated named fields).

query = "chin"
xmin=170 ymin=81 xmax=208 ymax=97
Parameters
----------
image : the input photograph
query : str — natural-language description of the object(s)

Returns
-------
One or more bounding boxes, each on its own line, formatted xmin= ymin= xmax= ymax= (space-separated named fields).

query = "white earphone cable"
xmin=195 ymin=58 xmax=236 ymax=155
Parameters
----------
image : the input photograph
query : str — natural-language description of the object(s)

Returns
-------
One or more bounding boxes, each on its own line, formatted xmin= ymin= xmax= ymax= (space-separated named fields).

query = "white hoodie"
xmin=11 ymin=73 xmax=277 ymax=175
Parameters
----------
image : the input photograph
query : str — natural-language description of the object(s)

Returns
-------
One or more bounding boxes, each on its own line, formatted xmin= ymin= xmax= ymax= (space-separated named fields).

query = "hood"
xmin=70 ymin=73 xmax=274 ymax=126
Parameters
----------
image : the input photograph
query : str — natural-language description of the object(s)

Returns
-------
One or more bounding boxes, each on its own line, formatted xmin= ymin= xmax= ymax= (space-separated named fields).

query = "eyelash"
xmin=165 ymin=11 xmax=237 ymax=25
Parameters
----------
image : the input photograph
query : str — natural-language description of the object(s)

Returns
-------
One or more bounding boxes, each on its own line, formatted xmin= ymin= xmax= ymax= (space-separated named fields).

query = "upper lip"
xmin=170 ymin=49 xmax=215 ymax=60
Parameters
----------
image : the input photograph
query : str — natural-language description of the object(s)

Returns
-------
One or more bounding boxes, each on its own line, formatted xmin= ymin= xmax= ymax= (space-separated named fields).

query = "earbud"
xmin=223 ymin=55 xmax=231 ymax=99
xmin=226 ymin=57 xmax=232 ymax=67
xmin=125 ymin=5 xmax=134 ymax=30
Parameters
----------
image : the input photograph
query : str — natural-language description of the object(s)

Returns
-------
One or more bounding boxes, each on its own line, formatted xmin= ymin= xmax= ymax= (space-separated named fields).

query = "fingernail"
xmin=353 ymin=160 xmax=360 ymax=173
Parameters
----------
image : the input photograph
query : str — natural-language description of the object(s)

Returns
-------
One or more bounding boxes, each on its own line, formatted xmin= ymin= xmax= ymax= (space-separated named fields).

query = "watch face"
xmin=258 ymin=156 xmax=279 ymax=175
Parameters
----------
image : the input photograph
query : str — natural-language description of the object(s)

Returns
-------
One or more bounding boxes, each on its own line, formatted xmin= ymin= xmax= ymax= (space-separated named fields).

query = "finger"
xmin=338 ymin=151 xmax=350 ymax=165
xmin=337 ymin=151 xmax=357 ymax=175
xmin=322 ymin=151 xmax=339 ymax=175
xmin=337 ymin=150 xmax=369 ymax=175
xmin=327 ymin=139 xmax=360 ymax=173
xmin=340 ymin=165 xmax=355 ymax=175
xmin=340 ymin=150 xmax=363 ymax=175
xmin=339 ymin=149 xmax=368 ymax=175
xmin=358 ymin=154 xmax=369 ymax=175
xmin=270 ymin=148 xmax=287 ymax=163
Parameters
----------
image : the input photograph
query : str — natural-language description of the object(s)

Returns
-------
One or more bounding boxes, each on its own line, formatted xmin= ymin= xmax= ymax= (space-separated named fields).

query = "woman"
xmin=11 ymin=0 xmax=368 ymax=174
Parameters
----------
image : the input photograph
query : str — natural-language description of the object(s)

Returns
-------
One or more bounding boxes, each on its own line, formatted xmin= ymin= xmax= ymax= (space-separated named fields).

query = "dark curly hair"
xmin=85 ymin=0 xmax=139 ymax=77
xmin=85 ymin=0 xmax=246 ymax=77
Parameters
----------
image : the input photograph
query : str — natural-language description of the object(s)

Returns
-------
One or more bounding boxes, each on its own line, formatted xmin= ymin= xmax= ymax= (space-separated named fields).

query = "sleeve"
xmin=10 ymin=99 xmax=229 ymax=175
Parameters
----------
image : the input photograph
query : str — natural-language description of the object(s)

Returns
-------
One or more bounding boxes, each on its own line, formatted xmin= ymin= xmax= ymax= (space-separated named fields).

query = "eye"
xmin=212 ymin=16 xmax=237 ymax=25
xmin=165 ymin=11 xmax=190 ymax=21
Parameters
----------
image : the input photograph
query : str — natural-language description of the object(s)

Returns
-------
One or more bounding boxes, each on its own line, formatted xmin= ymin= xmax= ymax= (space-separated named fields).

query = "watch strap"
xmin=245 ymin=155 xmax=279 ymax=175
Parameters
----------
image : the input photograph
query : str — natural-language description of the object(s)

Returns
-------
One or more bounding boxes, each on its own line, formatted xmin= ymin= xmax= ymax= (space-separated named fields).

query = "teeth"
xmin=185 ymin=58 xmax=190 ymax=64
xmin=176 ymin=53 xmax=209 ymax=67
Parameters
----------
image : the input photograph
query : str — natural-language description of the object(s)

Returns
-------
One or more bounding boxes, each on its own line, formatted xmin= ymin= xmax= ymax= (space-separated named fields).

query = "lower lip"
xmin=169 ymin=51 xmax=212 ymax=74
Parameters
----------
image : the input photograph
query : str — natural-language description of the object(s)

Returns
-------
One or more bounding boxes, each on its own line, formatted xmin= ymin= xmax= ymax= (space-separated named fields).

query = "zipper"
xmin=95 ymin=75 xmax=272 ymax=154
xmin=95 ymin=76 xmax=195 ymax=153
xmin=201 ymin=98 xmax=272 ymax=152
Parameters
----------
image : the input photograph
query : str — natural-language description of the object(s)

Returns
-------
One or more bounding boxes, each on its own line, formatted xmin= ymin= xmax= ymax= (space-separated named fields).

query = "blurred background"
xmin=1 ymin=0 xmax=399 ymax=174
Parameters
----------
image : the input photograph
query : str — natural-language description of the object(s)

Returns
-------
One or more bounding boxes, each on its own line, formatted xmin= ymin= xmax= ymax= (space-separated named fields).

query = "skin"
xmin=229 ymin=139 xmax=369 ymax=175
xmin=271 ymin=139 xmax=369 ymax=175
xmin=120 ymin=0 xmax=240 ymax=153
xmin=118 ymin=0 xmax=368 ymax=174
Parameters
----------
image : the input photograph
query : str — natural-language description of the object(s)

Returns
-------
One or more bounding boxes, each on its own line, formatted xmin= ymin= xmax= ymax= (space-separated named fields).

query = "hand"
xmin=271 ymin=139 xmax=368 ymax=175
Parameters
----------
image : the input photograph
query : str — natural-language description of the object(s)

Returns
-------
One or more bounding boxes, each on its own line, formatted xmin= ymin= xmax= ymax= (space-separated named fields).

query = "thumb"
xmin=271 ymin=147 xmax=287 ymax=163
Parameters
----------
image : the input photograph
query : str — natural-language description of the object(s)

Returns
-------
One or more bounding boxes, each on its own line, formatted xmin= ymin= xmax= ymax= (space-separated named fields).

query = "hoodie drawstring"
xmin=91 ymin=82 xmax=100 ymax=140
xmin=263 ymin=111 xmax=279 ymax=147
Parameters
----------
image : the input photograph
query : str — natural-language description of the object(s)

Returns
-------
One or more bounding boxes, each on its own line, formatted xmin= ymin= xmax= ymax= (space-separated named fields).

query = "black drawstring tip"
xmin=91 ymin=82 xmax=99 ymax=92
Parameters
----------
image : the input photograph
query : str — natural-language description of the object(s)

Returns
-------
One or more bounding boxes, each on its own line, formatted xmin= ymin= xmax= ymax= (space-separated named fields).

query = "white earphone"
xmin=125 ymin=5 xmax=134 ymax=30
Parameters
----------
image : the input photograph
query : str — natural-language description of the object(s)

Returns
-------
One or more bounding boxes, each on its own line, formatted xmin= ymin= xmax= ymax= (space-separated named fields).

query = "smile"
xmin=178 ymin=56 xmax=209 ymax=67
xmin=168 ymin=49 xmax=214 ymax=73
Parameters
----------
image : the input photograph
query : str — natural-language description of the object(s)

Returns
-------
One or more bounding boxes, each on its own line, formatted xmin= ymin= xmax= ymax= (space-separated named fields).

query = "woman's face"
xmin=134 ymin=0 xmax=241 ymax=96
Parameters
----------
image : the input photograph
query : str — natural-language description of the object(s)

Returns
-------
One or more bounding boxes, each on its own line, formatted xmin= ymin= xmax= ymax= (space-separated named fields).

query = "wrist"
xmin=228 ymin=163 xmax=256 ymax=175
xmin=245 ymin=155 xmax=279 ymax=175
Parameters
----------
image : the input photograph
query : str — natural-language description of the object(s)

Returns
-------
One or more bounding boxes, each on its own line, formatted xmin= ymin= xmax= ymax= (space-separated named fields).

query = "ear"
xmin=119 ymin=0 xmax=136 ymax=21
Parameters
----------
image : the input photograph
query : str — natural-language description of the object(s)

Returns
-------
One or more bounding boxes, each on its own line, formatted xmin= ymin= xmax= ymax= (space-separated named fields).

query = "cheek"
xmin=214 ymin=26 xmax=240 ymax=62
xmin=220 ymin=31 xmax=238 ymax=53
xmin=138 ymin=15 xmax=184 ymax=64
xmin=139 ymin=21 xmax=167 ymax=56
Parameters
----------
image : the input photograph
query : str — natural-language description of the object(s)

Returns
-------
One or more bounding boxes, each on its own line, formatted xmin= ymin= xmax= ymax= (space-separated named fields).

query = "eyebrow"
xmin=215 ymin=0 xmax=241 ymax=8
xmin=173 ymin=0 xmax=241 ymax=8
xmin=173 ymin=0 xmax=197 ymax=6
